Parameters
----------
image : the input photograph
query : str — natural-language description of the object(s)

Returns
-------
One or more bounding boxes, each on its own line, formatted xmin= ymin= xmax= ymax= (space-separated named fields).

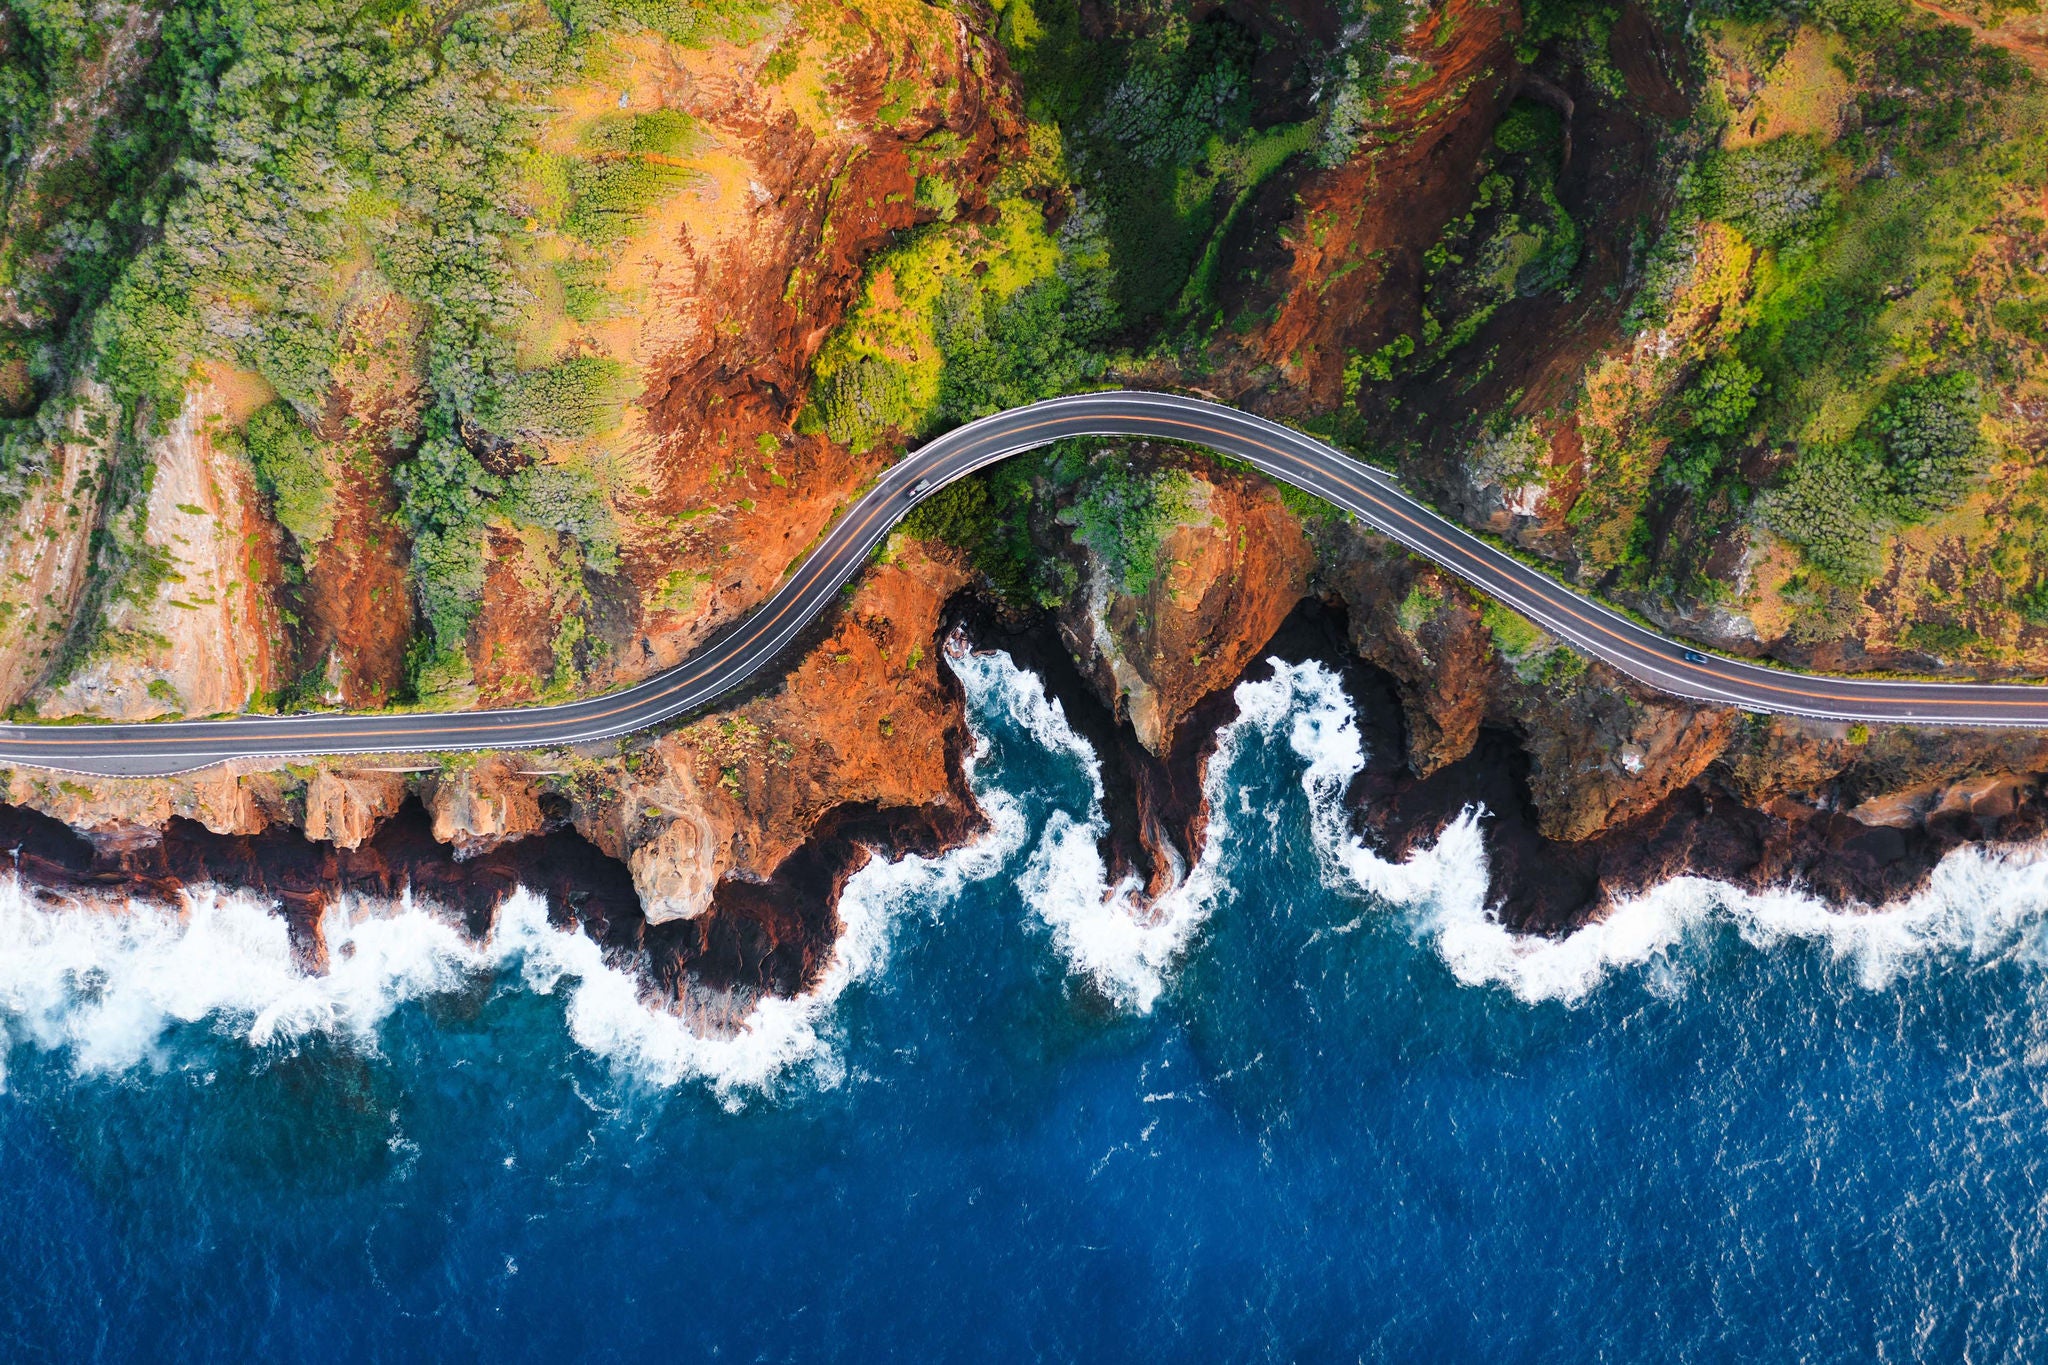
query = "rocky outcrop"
xmin=39 ymin=365 xmax=288 ymax=720
xmin=301 ymin=769 xmax=411 ymax=850
xmin=1010 ymin=464 xmax=2048 ymax=933
xmin=0 ymin=759 xmax=284 ymax=839
xmin=566 ymin=537 xmax=976 ymax=924
xmin=1322 ymin=537 xmax=1495 ymax=778
xmin=1056 ymin=458 xmax=1315 ymax=757
xmin=419 ymin=756 xmax=549 ymax=860
xmin=0 ymin=532 xmax=982 ymax=1003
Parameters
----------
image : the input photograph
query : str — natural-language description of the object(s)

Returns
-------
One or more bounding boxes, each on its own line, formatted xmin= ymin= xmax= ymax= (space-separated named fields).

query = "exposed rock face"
xmin=625 ymin=769 xmax=722 ymax=925
xmin=39 ymin=367 xmax=288 ymax=720
xmin=0 ymin=533 xmax=981 ymax=1004
xmin=567 ymin=537 xmax=976 ymax=922
xmin=0 ymin=379 xmax=108 ymax=707
xmin=419 ymin=756 xmax=549 ymax=860
xmin=1507 ymin=679 xmax=1739 ymax=842
xmin=1230 ymin=0 xmax=1521 ymax=408
xmin=1015 ymin=472 xmax=2048 ymax=934
xmin=469 ymin=10 xmax=1023 ymax=703
xmin=1317 ymin=521 xmax=1739 ymax=837
xmin=1057 ymin=460 xmax=1315 ymax=757
xmin=301 ymin=769 xmax=411 ymax=850
xmin=1322 ymin=537 xmax=1495 ymax=778
xmin=1 ymin=759 xmax=285 ymax=839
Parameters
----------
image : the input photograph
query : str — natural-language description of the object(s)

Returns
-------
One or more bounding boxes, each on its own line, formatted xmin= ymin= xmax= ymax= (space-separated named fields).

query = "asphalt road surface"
xmin=6 ymin=390 xmax=2047 ymax=777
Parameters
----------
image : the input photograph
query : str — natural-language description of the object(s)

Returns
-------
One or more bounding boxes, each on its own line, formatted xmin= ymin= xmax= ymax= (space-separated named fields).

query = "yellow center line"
xmin=0 ymin=415 xmax=1083 ymax=751
xmin=1139 ymin=411 xmax=2035 ymax=713
xmin=6 ymin=399 xmax=2033 ymax=755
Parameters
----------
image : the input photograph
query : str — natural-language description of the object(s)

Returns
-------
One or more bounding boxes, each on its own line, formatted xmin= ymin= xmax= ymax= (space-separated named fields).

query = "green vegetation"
xmin=1764 ymin=371 xmax=1989 ymax=578
xmin=805 ymin=166 xmax=1117 ymax=453
xmin=560 ymin=109 xmax=706 ymax=244
xmin=1562 ymin=5 xmax=2046 ymax=618
xmin=992 ymin=0 xmax=1385 ymax=330
xmin=0 ymin=1 xmax=195 ymax=366
xmin=1396 ymin=580 xmax=1444 ymax=634
xmin=899 ymin=450 xmax=1057 ymax=605
xmin=1347 ymin=99 xmax=1583 ymax=396
xmin=1480 ymin=599 xmax=1546 ymax=658
xmin=1690 ymin=136 xmax=1837 ymax=249
xmin=478 ymin=356 xmax=632 ymax=440
xmin=503 ymin=462 xmax=621 ymax=573
xmin=234 ymin=403 xmax=333 ymax=554
xmin=899 ymin=440 xmax=1193 ymax=605
xmin=394 ymin=420 xmax=501 ymax=690
xmin=1069 ymin=453 xmax=1196 ymax=596
xmin=391 ymin=419 xmax=624 ymax=697
xmin=0 ymin=0 xmax=742 ymax=692
xmin=1480 ymin=596 xmax=1587 ymax=686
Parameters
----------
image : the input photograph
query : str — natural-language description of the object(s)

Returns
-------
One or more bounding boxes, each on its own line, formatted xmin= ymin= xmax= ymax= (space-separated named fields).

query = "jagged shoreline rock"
xmin=10 ymin=566 xmax=2048 ymax=1011
xmin=15 ymin=476 xmax=2048 ymax=1013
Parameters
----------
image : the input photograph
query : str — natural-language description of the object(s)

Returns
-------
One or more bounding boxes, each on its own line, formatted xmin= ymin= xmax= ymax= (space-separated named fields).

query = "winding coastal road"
xmin=6 ymin=389 xmax=2048 ymax=777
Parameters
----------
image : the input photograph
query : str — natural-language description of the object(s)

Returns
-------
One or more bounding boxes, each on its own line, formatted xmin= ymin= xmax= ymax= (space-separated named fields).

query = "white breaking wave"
xmin=0 ymin=643 xmax=1106 ymax=1098
xmin=0 ymin=699 xmax=1033 ymax=1100
xmin=1237 ymin=655 xmax=2048 ymax=1005
xmin=950 ymin=641 xmax=1206 ymax=1015
xmin=15 ymin=647 xmax=2048 ymax=1096
xmin=1416 ymin=853 xmax=2048 ymax=1005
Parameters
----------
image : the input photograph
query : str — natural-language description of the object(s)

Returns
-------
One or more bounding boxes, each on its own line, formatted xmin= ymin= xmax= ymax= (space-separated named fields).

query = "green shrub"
xmin=607 ymin=0 xmax=707 ymax=43
xmin=1070 ymin=454 xmax=1196 ymax=596
xmin=1005 ymin=0 xmax=1333 ymax=325
xmin=556 ymin=257 xmax=614 ymax=323
xmin=1480 ymin=599 xmax=1545 ymax=658
xmin=239 ymin=402 xmax=334 ymax=552
xmin=897 ymin=463 xmax=1043 ymax=600
xmin=1694 ymin=136 xmax=1837 ymax=248
xmin=1660 ymin=441 xmax=1727 ymax=494
xmin=1090 ymin=59 xmax=1246 ymax=169
xmin=1762 ymin=372 xmax=1984 ymax=583
xmin=1762 ymin=443 xmax=1887 ymax=581
xmin=899 ymin=475 xmax=996 ymax=548
xmin=394 ymin=425 xmax=501 ymax=666
xmin=1903 ymin=618 xmax=1977 ymax=654
xmin=1683 ymin=354 xmax=1762 ymax=439
xmin=1396 ymin=580 xmax=1443 ymax=634
xmin=1870 ymin=371 xmax=1987 ymax=520
xmin=809 ymin=193 xmax=1118 ymax=451
xmin=479 ymin=357 xmax=631 ymax=439
xmin=503 ymin=463 xmax=621 ymax=572
xmin=579 ymin=108 xmax=700 ymax=157
xmin=816 ymin=356 xmax=922 ymax=454
xmin=1493 ymin=102 xmax=1563 ymax=157
xmin=564 ymin=156 xmax=699 ymax=243
xmin=1809 ymin=0 xmax=1904 ymax=33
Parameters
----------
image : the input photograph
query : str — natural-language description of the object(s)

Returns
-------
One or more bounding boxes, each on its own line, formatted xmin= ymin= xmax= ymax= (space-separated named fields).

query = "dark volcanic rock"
xmin=976 ymin=593 xmax=2048 ymax=938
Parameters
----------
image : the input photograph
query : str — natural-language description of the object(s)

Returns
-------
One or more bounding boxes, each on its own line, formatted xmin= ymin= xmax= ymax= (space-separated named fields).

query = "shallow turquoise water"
xmin=5 ymin=647 xmax=2048 ymax=1361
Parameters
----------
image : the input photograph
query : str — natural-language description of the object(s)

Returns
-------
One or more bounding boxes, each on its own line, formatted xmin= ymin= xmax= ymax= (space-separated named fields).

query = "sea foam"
xmin=0 ymin=643 xmax=1086 ymax=1099
xmin=12 ymin=648 xmax=2048 ymax=1098
xmin=0 ymin=664 xmax=1036 ymax=1100
xmin=949 ymin=641 xmax=1207 ymax=1014
xmin=1236 ymin=655 xmax=2048 ymax=1004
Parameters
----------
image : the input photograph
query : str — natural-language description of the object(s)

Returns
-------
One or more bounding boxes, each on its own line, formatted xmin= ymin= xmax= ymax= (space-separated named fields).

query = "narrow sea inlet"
xmin=5 ymin=648 xmax=2048 ymax=1361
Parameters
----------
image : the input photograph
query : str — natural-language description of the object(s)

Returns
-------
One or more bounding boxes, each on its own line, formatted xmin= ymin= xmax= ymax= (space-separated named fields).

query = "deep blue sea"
xmin=6 ymin=645 xmax=2048 ymax=1362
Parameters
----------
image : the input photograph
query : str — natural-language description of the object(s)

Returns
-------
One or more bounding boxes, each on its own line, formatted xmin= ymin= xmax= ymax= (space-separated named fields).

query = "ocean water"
xmin=6 ymin=647 xmax=2048 ymax=1361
